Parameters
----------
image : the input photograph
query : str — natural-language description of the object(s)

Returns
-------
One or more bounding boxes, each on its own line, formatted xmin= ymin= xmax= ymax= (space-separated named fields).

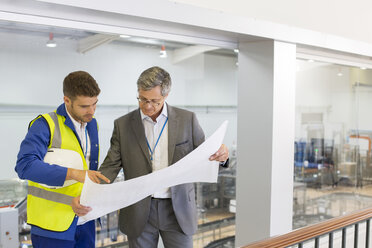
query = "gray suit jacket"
xmin=99 ymin=104 xmax=205 ymax=238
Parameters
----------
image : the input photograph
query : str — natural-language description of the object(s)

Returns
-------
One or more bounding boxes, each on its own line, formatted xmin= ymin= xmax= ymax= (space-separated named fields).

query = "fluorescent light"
xmin=119 ymin=34 xmax=131 ymax=39
xmin=46 ymin=40 xmax=57 ymax=48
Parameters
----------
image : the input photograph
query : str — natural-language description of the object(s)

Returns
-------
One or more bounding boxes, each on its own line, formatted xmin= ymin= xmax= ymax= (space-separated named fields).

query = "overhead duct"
xmin=77 ymin=33 xmax=119 ymax=54
xmin=172 ymin=45 xmax=219 ymax=64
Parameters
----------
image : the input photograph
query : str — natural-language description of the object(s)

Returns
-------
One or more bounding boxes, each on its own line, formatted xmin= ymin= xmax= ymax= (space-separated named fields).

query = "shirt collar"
xmin=140 ymin=102 xmax=168 ymax=122
xmin=65 ymin=105 xmax=87 ymax=131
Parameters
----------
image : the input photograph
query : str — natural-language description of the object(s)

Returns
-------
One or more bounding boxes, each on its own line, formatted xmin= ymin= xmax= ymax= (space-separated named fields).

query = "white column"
xmin=236 ymin=40 xmax=296 ymax=246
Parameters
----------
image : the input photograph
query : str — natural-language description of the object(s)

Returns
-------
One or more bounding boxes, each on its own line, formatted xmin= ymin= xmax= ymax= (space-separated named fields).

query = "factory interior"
xmin=2 ymin=3 xmax=372 ymax=248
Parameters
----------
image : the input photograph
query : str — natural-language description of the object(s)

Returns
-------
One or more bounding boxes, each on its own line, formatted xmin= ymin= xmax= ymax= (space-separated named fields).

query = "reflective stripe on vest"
xmin=26 ymin=111 xmax=92 ymax=232
xmin=27 ymin=112 xmax=66 ymax=201
xmin=49 ymin=112 xmax=62 ymax=148
xmin=28 ymin=185 xmax=73 ymax=205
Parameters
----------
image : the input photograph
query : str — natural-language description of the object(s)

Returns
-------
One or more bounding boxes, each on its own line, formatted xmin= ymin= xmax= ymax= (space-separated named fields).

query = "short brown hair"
xmin=63 ymin=71 xmax=100 ymax=99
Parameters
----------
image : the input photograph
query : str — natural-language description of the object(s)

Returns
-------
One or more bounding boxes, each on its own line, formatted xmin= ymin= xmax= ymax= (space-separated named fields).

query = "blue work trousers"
xmin=31 ymin=221 xmax=95 ymax=248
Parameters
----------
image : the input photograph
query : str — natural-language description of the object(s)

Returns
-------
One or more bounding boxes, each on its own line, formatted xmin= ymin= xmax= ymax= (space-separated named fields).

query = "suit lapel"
xmin=131 ymin=109 xmax=152 ymax=171
xmin=167 ymin=105 xmax=179 ymax=165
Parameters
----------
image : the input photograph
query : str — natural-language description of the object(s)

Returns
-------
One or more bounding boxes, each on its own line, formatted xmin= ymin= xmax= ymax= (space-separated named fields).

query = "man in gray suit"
xmin=74 ymin=66 xmax=229 ymax=247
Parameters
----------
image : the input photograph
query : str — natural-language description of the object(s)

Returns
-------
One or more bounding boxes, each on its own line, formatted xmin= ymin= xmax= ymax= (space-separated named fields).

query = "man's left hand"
xmin=71 ymin=195 xmax=91 ymax=217
xmin=209 ymin=144 xmax=229 ymax=162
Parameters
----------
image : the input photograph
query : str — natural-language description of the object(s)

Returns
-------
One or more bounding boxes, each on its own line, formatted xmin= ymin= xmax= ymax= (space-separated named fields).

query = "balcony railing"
xmin=242 ymin=207 xmax=372 ymax=248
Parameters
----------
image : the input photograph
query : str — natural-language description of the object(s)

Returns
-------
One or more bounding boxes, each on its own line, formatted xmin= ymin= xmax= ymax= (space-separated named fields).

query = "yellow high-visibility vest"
xmin=27 ymin=111 xmax=92 ymax=232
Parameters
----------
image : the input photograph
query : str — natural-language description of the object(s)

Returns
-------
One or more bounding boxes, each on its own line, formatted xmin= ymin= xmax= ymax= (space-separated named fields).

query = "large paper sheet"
xmin=78 ymin=120 xmax=228 ymax=224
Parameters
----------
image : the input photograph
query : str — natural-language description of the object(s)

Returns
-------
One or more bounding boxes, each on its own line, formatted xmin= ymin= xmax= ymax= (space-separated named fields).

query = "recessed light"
xmin=120 ymin=34 xmax=131 ymax=39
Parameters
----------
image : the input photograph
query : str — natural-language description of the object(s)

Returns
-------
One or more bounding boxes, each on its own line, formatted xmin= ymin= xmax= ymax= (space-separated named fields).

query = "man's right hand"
xmin=66 ymin=168 xmax=110 ymax=184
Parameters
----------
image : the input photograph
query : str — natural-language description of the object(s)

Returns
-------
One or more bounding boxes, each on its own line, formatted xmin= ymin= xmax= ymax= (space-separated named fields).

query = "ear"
xmin=163 ymin=93 xmax=169 ymax=100
xmin=64 ymin=96 xmax=71 ymax=106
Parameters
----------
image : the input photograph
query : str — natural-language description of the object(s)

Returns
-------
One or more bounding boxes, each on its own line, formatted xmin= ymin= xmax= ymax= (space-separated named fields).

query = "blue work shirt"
xmin=15 ymin=103 xmax=99 ymax=240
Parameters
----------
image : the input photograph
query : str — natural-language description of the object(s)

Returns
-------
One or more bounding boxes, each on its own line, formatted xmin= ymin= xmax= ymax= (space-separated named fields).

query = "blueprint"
xmin=78 ymin=120 xmax=228 ymax=224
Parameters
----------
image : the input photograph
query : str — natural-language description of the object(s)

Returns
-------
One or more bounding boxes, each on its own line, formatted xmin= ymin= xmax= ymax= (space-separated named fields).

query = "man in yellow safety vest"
xmin=15 ymin=71 xmax=109 ymax=248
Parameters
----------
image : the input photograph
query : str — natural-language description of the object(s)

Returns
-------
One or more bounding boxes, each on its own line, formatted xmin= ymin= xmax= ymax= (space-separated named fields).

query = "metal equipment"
xmin=0 ymin=208 xmax=18 ymax=248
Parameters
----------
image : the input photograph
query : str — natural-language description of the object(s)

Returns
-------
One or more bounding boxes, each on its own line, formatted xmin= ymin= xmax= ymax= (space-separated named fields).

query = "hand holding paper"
xmin=77 ymin=120 xmax=228 ymax=224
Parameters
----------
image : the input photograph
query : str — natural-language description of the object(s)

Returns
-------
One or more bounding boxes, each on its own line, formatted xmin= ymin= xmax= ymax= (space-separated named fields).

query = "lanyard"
xmin=84 ymin=126 xmax=88 ymax=158
xmin=79 ymin=126 xmax=88 ymax=159
xmin=146 ymin=117 xmax=168 ymax=161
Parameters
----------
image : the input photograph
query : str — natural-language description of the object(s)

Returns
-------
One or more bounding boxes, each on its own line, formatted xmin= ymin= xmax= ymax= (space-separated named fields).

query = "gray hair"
xmin=137 ymin=66 xmax=171 ymax=96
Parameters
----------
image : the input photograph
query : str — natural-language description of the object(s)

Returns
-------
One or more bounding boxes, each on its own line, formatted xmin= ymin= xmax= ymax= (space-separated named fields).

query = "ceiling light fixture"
xmin=308 ymin=59 xmax=314 ymax=63
xmin=159 ymin=45 xmax=167 ymax=58
xmin=119 ymin=34 xmax=131 ymax=39
xmin=46 ymin=32 xmax=57 ymax=48
xmin=234 ymin=49 xmax=239 ymax=53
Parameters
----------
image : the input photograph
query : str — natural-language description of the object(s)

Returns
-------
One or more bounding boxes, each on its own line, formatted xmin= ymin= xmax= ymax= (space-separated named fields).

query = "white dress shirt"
xmin=65 ymin=106 xmax=91 ymax=167
xmin=140 ymin=102 xmax=170 ymax=198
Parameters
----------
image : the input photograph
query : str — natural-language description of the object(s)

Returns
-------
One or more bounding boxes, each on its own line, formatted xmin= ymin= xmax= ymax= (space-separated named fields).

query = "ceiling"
xmin=0 ymin=20 xmax=237 ymax=57
xmin=0 ymin=20 xmax=93 ymax=40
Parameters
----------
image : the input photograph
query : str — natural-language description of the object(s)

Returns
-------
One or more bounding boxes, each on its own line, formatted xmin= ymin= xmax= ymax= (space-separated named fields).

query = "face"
xmin=64 ymin=95 xmax=98 ymax=123
xmin=138 ymin=86 xmax=167 ymax=120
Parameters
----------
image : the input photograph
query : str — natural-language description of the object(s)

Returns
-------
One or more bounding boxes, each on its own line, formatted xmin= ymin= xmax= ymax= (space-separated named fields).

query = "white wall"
xmin=0 ymin=31 xmax=237 ymax=179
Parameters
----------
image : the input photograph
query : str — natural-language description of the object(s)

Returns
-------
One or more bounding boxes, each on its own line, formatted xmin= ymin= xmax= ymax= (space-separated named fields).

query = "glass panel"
xmin=0 ymin=179 xmax=27 ymax=208
xmin=0 ymin=21 xmax=237 ymax=247
xmin=294 ymin=59 xmax=372 ymax=229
